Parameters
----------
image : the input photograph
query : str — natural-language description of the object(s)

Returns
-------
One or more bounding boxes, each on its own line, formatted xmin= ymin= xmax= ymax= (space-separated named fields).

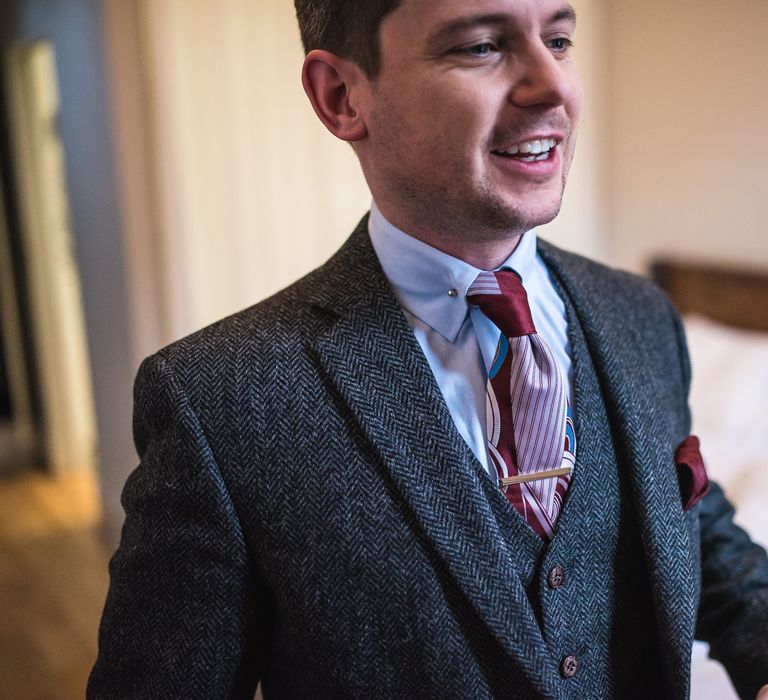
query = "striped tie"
xmin=468 ymin=270 xmax=573 ymax=540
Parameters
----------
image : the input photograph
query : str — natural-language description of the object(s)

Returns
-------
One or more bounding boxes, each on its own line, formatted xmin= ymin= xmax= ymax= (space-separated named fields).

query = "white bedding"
xmin=684 ymin=315 xmax=768 ymax=699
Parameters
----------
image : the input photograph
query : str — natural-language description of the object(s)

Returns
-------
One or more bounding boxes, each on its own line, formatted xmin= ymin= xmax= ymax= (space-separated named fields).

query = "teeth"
xmin=497 ymin=137 xmax=557 ymax=156
xmin=517 ymin=152 xmax=551 ymax=163
xmin=520 ymin=140 xmax=540 ymax=154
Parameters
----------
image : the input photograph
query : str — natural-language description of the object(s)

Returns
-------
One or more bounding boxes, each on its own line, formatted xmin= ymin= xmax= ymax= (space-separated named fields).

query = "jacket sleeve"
xmin=672 ymin=308 xmax=768 ymax=699
xmin=696 ymin=482 xmax=768 ymax=699
xmin=87 ymin=353 xmax=263 ymax=699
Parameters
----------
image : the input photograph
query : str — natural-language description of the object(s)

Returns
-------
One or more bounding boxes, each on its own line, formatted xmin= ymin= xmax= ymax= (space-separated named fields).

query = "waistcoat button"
xmin=548 ymin=565 xmax=565 ymax=589
xmin=561 ymin=655 xmax=578 ymax=678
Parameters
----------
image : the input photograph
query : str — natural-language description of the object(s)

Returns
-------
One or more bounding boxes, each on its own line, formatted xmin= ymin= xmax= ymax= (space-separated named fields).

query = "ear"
xmin=301 ymin=49 xmax=368 ymax=142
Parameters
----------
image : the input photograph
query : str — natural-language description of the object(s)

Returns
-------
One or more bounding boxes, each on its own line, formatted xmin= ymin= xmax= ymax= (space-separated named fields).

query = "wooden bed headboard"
xmin=651 ymin=260 xmax=768 ymax=333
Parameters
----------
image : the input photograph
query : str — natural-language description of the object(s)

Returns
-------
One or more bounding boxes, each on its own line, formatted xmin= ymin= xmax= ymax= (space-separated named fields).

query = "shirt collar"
xmin=368 ymin=202 xmax=538 ymax=343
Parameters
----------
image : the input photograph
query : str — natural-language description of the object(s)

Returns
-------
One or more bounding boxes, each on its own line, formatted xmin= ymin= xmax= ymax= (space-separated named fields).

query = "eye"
xmin=468 ymin=42 xmax=495 ymax=57
xmin=547 ymin=37 xmax=574 ymax=54
xmin=454 ymin=41 xmax=500 ymax=59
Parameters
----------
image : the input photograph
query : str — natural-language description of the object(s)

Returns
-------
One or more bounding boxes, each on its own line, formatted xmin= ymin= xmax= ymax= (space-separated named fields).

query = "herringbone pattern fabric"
xmin=88 ymin=217 xmax=768 ymax=700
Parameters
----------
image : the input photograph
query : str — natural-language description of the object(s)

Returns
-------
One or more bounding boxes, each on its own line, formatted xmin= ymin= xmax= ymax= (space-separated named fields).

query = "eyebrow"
xmin=425 ymin=5 xmax=578 ymax=49
xmin=549 ymin=5 xmax=576 ymax=24
xmin=551 ymin=6 xmax=578 ymax=26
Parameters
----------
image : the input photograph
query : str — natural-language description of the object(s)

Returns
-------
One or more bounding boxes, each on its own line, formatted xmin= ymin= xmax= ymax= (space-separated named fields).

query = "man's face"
xmin=355 ymin=0 xmax=583 ymax=252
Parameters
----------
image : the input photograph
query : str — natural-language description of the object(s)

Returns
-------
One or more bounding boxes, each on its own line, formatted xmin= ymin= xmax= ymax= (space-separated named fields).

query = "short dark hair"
xmin=294 ymin=0 xmax=402 ymax=76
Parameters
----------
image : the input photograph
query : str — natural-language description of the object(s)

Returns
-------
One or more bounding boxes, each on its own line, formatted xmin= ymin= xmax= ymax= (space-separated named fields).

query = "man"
xmin=89 ymin=1 xmax=768 ymax=698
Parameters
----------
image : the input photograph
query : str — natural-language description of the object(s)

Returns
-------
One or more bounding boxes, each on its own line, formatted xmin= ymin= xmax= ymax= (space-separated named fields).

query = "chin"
xmin=500 ymin=195 xmax=564 ymax=233
xmin=532 ymin=201 xmax=564 ymax=228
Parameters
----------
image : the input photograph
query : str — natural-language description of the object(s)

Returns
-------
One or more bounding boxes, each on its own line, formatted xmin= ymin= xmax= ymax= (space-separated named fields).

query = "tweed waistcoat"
xmin=472 ymin=274 xmax=670 ymax=697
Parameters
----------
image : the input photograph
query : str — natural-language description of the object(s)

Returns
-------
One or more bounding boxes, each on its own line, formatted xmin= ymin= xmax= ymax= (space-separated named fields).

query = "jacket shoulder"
xmin=152 ymin=217 xmax=377 ymax=372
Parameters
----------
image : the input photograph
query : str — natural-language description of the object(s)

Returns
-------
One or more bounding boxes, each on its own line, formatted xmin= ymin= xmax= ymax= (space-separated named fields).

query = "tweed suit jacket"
xmin=89 ymin=217 xmax=768 ymax=700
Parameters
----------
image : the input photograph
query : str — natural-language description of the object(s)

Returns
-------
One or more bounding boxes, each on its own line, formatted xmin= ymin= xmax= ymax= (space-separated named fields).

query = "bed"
xmin=653 ymin=260 xmax=768 ymax=699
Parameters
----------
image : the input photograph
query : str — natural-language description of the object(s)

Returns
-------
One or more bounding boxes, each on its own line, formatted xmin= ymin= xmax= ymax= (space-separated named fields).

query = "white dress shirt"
xmin=368 ymin=202 xmax=573 ymax=476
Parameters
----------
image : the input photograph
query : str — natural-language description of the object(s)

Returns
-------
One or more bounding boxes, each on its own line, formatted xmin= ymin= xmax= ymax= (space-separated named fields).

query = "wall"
xmin=609 ymin=0 xmax=768 ymax=273
xmin=540 ymin=0 xmax=610 ymax=262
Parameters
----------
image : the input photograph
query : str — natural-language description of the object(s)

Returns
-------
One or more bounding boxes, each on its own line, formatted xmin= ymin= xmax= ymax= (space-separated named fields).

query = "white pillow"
xmin=685 ymin=315 xmax=768 ymax=699
xmin=684 ymin=314 xmax=768 ymax=549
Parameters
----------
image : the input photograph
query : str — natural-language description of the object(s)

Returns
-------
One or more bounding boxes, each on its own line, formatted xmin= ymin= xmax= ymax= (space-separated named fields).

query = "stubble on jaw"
xmin=363 ymin=95 xmax=573 ymax=263
xmin=373 ymin=165 xmax=566 ymax=267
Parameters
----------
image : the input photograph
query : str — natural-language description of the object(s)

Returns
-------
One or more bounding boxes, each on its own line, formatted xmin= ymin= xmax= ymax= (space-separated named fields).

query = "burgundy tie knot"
xmin=467 ymin=270 xmax=536 ymax=338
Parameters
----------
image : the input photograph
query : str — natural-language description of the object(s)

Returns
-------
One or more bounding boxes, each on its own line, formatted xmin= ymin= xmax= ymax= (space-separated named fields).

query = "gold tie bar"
xmin=499 ymin=467 xmax=572 ymax=487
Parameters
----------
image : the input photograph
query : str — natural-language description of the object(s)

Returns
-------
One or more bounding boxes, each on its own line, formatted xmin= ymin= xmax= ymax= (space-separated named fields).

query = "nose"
xmin=509 ymin=41 xmax=578 ymax=109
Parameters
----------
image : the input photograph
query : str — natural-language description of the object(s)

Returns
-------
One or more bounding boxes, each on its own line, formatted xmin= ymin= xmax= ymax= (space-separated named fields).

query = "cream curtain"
xmin=108 ymin=0 xmax=370 ymax=344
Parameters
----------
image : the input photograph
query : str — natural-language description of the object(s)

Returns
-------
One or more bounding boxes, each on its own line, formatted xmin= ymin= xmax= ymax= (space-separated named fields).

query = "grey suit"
xmin=89 ymin=217 xmax=768 ymax=699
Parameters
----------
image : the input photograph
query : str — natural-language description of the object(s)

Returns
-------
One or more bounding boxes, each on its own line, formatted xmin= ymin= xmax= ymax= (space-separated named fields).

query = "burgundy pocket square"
xmin=675 ymin=435 xmax=710 ymax=511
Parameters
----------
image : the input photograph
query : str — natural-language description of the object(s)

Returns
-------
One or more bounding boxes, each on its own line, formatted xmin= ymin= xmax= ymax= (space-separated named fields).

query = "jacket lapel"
xmin=539 ymin=240 xmax=696 ymax=697
xmin=305 ymin=219 xmax=561 ymax=693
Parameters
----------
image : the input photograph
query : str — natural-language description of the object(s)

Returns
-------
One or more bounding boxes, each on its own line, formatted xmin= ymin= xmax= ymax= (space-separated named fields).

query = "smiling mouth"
xmin=492 ymin=138 xmax=558 ymax=163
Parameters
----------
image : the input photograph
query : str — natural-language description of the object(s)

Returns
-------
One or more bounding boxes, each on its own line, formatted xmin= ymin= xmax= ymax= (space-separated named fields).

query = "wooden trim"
xmin=652 ymin=260 xmax=768 ymax=333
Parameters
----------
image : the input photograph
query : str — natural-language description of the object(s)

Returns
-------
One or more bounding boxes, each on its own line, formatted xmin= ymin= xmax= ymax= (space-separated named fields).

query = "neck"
xmin=373 ymin=203 xmax=526 ymax=270
xmin=414 ymin=233 xmax=525 ymax=270
xmin=374 ymin=201 xmax=528 ymax=270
